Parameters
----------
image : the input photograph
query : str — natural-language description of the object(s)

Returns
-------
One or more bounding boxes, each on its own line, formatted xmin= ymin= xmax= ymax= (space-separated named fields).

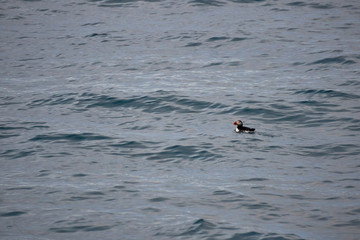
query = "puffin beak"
xmin=233 ymin=122 xmax=237 ymax=125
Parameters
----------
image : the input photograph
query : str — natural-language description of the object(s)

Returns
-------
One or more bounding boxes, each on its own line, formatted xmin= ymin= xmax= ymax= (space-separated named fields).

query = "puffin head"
xmin=233 ymin=120 xmax=243 ymax=127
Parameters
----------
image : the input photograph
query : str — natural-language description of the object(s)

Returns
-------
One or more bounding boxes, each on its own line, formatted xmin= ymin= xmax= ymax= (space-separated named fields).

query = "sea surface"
xmin=1 ymin=0 xmax=360 ymax=239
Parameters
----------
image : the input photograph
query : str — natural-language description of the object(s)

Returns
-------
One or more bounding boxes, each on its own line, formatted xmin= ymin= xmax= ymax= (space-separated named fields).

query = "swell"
xmin=292 ymin=89 xmax=360 ymax=100
xmin=286 ymin=1 xmax=334 ymax=9
xmin=95 ymin=0 xmax=163 ymax=7
xmin=226 ymin=232 xmax=305 ymax=240
xmin=103 ymin=143 xmax=221 ymax=163
xmin=27 ymin=91 xmax=228 ymax=114
xmin=156 ymin=218 xmax=305 ymax=239
xmin=295 ymin=143 xmax=360 ymax=158
xmin=86 ymin=0 xmax=347 ymax=11
xmin=30 ymin=133 xmax=112 ymax=142
xmin=0 ymin=121 xmax=49 ymax=139
xmin=108 ymin=140 xmax=158 ymax=149
xmin=93 ymin=0 xmax=269 ymax=8
xmin=309 ymin=56 xmax=357 ymax=65
xmin=189 ymin=0 xmax=226 ymax=6
xmin=81 ymin=93 xmax=226 ymax=114
xmin=144 ymin=144 xmax=221 ymax=162
xmin=27 ymin=93 xmax=78 ymax=107
xmin=25 ymin=90 xmax=359 ymax=129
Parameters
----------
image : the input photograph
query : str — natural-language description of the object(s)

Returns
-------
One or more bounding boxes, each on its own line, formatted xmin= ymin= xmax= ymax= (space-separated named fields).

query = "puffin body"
xmin=234 ymin=120 xmax=255 ymax=133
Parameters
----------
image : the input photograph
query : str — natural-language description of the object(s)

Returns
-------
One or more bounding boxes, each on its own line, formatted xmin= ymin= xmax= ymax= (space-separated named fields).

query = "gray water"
xmin=1 ymin=0 xmax=360 ymax=239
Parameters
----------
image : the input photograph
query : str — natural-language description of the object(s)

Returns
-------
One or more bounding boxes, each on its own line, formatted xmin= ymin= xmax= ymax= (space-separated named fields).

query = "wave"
xmin=0 ymin=211 xmax=27 ymax=217
xmin=309 ymin=56 xmax=356 ymax=65
xmin=157 ymin=218 xmax=305 ymax=239
xmin=295 ymin=143 xmax=360 ymax=158
xmin=180 ymin=219 xmax=216 ymax=236
xmin=293 ymin=89 xmax=360 ymax=100
xmin=93 ymin=0 xmax=270 ymax=7
xmin=81 ymin=93 xmax=200 ymax=113
xmin=27 ymin=93 xmax=77 ymax=107
xmin=93 ymin=0 xmax=163 ymax=7
xmin=238 ymin=177 xmax=269 ymax=182
xmin=286 ymin=1 xmax=334 ymax=9
xmin=184 ymin=42 xmax=202 ymax=47
xmin=231 ymin=37 xmax=249 ymax=41
xmin=145 ymin=144 xmax=221 ymax=162
xmin=84 ymin=33 xmax=109 ymax=38
xmin=30 ymin=133 xmax=112 ymax=142
xmin=23 ymin=89 xmax=360 ymax=134
xmin=109 ymin=140 xmax=157 ymax=149
xmin=1 ymin=149 xmax=36 ymax=160
xmin=226 ymin=231 xmax=305 ymax=240
xmin=229 ymin=0 xmax=265 ymax=3
xmin=189 ymin=0 xmax=226 ymax=6
xmin=49 ymin=225 xmax=113 ymax=233
xmin=28 ymin=91 xmax=227 ymax=114
xmin=0 ymin=121 xmax=48 ymax=139
xmin=207 ymin=36 xmax=230 ymax=42
xmin=156 ymin=218 xmax=216 ymax=237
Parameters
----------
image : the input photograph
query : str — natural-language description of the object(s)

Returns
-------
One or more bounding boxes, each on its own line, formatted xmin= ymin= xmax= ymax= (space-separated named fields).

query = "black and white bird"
xmin=233 ymin=120 xmax=255 ymax=133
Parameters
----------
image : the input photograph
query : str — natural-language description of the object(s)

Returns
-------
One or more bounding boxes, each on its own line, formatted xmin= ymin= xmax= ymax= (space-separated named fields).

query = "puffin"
xmin=234 ymin=120 xmax=255 ymax=133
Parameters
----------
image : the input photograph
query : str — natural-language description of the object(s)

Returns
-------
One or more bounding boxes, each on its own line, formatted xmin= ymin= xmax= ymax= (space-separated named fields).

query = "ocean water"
xmin=1 ymin=0 xmax=360 ymax=239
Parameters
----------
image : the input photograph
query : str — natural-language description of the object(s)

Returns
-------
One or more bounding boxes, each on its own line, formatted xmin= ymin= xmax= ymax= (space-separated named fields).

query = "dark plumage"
xmin=233 ymin=120 xmax=255 ymax=133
